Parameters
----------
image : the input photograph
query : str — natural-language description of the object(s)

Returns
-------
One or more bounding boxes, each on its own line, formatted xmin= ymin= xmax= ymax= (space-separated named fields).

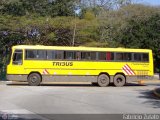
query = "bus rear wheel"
xmin=113 ymin=74 xmax=126 ymax=87
xmin=28 ymin=73 xmax=41 ymax=86
xmin=97 ymin=74 xmax=110 ymax=87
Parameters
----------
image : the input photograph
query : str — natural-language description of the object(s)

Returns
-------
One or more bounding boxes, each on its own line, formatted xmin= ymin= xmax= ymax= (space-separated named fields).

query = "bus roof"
xmin=12 ymin=45 xmax=152 ymax=52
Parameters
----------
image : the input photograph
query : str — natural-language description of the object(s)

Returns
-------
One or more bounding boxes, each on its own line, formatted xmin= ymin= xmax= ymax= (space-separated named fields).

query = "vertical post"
xmin=72 ymin=22 xmax=76 ymax=46
xmin=72 ymin=0 xmax=78 ymax=46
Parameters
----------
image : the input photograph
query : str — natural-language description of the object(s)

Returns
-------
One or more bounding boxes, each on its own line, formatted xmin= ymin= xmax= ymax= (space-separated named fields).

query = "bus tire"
xmin=97 ymin=74 xmax=110 ymax=87
xmin=28 ymin=73 xmax=41 ymax=86
xmin=113 ymin=74 xmax=126 ymax=87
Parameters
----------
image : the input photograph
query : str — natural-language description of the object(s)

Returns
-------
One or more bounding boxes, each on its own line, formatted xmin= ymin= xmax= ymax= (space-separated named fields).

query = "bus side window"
xmin=55 ymin=51 xmax=64 ymax=60
xmin=65 ymin=51 xmax=76 ymax=60
xmin=106 ymin=52 xmax=114 ymax=61
xmin=47 ymin=50 xmax=55 ymax=60
xmin=98 ymin=52 xmax=114 ymax=61
xmin=90 ymin=52 xmax=96 ymax=60
xmin=116 ymin=53 xmax=123 ymax=61
xmin=26 ymin=50 xmax=37 ymax=59
xmin=76 ymin=52 xmax=81 ymax=60
xmin=98 ymin=52 xmax=106 ymax=60
xmin=106 ymin=52 xmax=111 ymax=60
xmin=81 ymin=52 xmax=91 ymax=60
xmin=123 ymin=53 xmax=132 ymax=61
xmin=134 ymin=53 xmax=142 ymax=61
xmin=81 ymin=52 xmax=96 ymax=60
xmin=142 ymin=53 xmax=149 ymax=62
xmin=13 ymin=50 xmax=23 ymax=65
xmin=37 ymin=50 xmax=47 ymax=60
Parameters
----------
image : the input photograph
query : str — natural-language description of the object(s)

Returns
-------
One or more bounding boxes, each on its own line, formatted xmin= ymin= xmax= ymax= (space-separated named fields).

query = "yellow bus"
xmin=7 ymin=45 xmax=153 ymax=87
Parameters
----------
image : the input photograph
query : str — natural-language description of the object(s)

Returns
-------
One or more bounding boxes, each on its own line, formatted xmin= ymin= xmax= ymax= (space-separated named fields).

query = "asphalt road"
xmin=0 ymin=82 xmax=160 ymax=120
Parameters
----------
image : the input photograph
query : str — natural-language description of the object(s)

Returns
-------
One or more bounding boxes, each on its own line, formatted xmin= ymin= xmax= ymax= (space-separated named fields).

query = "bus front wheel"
xmin=113 ymin=74 xmax=126 ymax=87
xmin=28 ymin=73 xmax=41 ymax=86
xmin=97 ymin=74 xmax=110 ymax=87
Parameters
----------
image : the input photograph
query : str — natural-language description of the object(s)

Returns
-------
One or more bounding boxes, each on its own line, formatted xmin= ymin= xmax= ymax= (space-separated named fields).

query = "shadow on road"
xmin=6 ymin=83 xmax=94 ymax=87
xmin=137 ymin=90 xmax=160 ymax=108
xmin=6 ymin=82 xmax=146 ymax=87
xmin=125 ymin=83 xmax=146 ymax=87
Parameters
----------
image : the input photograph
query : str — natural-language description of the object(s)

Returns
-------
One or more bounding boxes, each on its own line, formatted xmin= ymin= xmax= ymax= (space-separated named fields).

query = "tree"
xmin=49 ymin=0 xmax=76 ymax=17
xmin=1 ymin=1 xmax=25 ymax=16
xmin=1 ymin=0 xmax=76 ymax=17
xmin=118 ymin=14 xmax=160 ymax=71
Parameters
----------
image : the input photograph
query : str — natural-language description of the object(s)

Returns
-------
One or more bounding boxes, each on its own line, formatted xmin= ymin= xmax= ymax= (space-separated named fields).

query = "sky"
xmin=136 ymin=0 xmax=160 ymax=6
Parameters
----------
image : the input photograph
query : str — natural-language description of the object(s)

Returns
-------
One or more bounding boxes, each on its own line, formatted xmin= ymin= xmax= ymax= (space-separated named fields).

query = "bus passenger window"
xmin=76 ymin=52 xmax=81 ymax=60
xmin=81 ymin=52 xmax=96 ymax=60
xmin=65 ymin=51 xmax=76 ymax=60
xmin=26 ymin=50 xmax=37 ymax=59
xmin=142 ymin=53 xmax=149 ymax=62
xmin=106 ymin=52 xmax=111 ymax=60
xmin=55 ymin=51 xmax=63 ymax=60
xmin=116 ymin=53 xmax=123 ymax=61
xmin=90 ymin=52 xmax=96 ymax=60
xmin=107 ymin=52 xmax=114 ymax=61
xmin=134 ymin=53 xmax=142 ymax=61
xmin=81 ymin=52 xmax=91 ymax=60
xmin=37 ymin=50 xmax=47 ymax=59
xmin=98 ymin=52 xmax=106 ymax=60
xmin=47 ymin=50 xmax=55 ymax=60
xmin=13 ymin=50 xmax=23 ymax=65
xmin=123 ymin=53 xmax=132 ymax=61
xmin=98 ymin=52 xmax=114 ymax=61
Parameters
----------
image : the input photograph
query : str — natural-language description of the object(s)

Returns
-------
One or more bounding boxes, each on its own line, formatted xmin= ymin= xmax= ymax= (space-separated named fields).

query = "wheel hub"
xmin=100 ymin=77 xmax=107 ymax=84
xmin=31 ymin=76 xmax=37 ymax=83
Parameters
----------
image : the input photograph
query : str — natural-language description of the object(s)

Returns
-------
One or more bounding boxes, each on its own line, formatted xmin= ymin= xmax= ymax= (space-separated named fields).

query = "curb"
xmin=0 ymin=81 xmax=12 ymax=84
xmin=144 ymin=80 xmax=160 ymax=83
xmin=153 ymin=88 xmax=160 ymax=98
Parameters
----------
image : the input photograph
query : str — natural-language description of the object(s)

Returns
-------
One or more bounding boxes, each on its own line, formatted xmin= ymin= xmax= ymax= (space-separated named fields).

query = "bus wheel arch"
xmin=27 ymin=72 xmax=42 ymax=86
xmin=98 ymin=72 xmax=110 ymax=79
xmin=113 ymin=73 xmax=126 ymax=87
xmin=97 ymin=73 xmax=110 ymax=87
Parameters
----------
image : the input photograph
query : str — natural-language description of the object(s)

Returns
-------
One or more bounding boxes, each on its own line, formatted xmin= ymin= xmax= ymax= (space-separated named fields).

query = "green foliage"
xmin=83 ymin=41 xmax=108 ymax=47
xmin=84 ymin=11 xmax=95 ymax=20
xmin=1 ymin=1 xmax=25 ymax=16
xmin=47 ymin=32 xmax=56 ymax=41
xmin=1 ymin=0 xmax=76 ymax=17
xmin=124 ymin=14 xmax=160 ymax=71
xmin=49 ymin=0 xmax=75 ymax=17
xmin=118 ymin=14 xmax=160 ymax=49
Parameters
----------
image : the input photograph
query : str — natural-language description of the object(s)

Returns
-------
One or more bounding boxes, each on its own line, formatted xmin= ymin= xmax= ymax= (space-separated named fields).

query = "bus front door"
xmin=12 ymin=49 xmax=24 ymax=74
